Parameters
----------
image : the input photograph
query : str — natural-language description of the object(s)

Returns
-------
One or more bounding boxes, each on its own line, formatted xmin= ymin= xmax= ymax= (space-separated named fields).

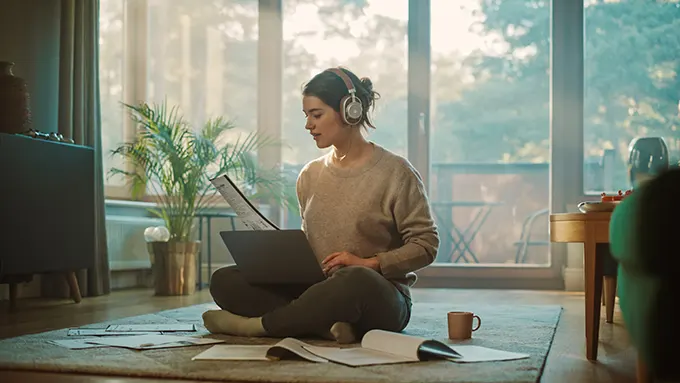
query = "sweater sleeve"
xmin=296 ymin=170 xmax=307 ymax=231
xmin=375 ymin=164 xmax=440 ymax=278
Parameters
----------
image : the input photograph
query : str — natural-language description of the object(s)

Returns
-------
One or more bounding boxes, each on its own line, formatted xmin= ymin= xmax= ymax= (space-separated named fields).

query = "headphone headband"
xmin=326 ymin=68 xmax=356 ymax=95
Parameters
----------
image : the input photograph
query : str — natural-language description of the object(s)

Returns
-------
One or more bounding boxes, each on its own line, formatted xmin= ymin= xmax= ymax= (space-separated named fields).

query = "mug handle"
xmin=472 ymin=315 xmax=481 ymax=331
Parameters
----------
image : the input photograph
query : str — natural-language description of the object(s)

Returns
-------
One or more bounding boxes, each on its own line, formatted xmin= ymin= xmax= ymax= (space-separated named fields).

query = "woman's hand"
xmin=322 ymin=251 xmax=380 ymax=275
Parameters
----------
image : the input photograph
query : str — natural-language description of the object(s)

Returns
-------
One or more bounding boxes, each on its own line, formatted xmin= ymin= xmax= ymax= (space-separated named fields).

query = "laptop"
xmin=219 ymin=229 xmax=327 ymax=285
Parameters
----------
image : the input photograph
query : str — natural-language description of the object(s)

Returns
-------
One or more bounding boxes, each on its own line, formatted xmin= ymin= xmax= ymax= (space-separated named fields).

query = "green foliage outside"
xmin=100 ymin=0 xmax=680 ymax=196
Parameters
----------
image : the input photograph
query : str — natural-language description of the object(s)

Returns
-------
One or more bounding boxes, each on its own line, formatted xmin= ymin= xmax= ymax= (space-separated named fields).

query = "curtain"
xmin=41 ymin=0 xmax=110 ymax=298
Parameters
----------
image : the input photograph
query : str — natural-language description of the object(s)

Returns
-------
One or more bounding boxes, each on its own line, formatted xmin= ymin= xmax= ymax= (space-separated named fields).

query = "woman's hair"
xmin=302 ymin=67 xmax=381 ymax=130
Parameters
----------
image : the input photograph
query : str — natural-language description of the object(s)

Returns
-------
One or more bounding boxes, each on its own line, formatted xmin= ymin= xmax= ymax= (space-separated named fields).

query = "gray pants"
xmin=209 ymin=265 xmax=411 ymax=338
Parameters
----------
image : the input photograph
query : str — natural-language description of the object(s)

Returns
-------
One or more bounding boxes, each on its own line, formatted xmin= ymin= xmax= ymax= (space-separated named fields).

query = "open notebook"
xmin=192 ymin=337 xmax=329 ymax=363
xmin=192 ymin=329 xmax=529 ymax=367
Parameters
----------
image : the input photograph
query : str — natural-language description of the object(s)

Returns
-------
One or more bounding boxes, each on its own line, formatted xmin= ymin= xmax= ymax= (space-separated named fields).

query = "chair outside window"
xmin=514 ymin=208 xmax=549 ymax=263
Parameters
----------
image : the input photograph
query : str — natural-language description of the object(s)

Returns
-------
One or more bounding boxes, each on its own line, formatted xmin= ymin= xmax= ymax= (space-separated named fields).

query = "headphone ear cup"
xmin=343 ymin=95 xmax=363 ymax=125
xmin=346 ymin=100 xmax=363 ymax=124
xmin=338 ymin=95 xmax=349 ymax=125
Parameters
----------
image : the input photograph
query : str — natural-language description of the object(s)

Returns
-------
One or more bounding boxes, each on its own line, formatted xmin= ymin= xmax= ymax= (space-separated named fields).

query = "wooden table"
xmin=550 ymin=212 xmax=615 ymax=361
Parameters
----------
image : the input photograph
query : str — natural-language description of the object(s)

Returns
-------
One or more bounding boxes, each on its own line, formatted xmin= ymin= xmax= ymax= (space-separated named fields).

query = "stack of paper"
xmin=74 ymin=334 xmax=223 ymax=350
xmin=52 ymin=323 xmax=223 ymax=350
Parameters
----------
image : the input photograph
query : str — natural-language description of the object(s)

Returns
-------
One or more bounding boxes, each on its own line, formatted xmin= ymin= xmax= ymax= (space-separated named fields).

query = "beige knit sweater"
xmin=296 ymin=143 xmax=440 ymax=298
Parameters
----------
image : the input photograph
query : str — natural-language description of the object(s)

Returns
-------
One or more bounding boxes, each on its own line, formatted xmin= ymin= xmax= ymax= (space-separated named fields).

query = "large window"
xmin=146 ymin=0 xmax=258 ymax=135
xmin=102 ymin=0 xmax=636 ymax=287
xmin=280 ymin=0 xmax=408 ymax=183
xmin=583 ymin=0 xmax=680 ymax=193
xmin=99 ymin=0 xmax=259 ymax=198
xmin=99 ymin=0 xmax=125 ymax=193
xmin=429 ymin=0 xmax=551 ymax=266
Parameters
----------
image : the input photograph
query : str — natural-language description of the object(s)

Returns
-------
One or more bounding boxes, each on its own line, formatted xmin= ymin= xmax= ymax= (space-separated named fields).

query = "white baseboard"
xmin=562 ymin=241 xmax=584 ymax=292
xmin=111 ymin=269 xmax=154 ymax=290
xmin=563 ymin=267 xmax=585 ymax=291
xmin=106 ymin=214 xmax=162 ymax=271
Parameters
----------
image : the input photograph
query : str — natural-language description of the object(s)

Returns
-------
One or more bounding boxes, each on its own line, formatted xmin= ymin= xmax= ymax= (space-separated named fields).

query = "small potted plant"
xmin=109 ymin=101 xmax=296 ymax=295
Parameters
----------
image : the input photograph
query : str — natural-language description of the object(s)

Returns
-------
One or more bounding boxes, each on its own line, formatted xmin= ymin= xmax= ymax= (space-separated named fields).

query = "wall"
xmin=0 ymin=0 xmax=63 ymax=300
xmin=0 ymin=0 xmax=62 ymax=134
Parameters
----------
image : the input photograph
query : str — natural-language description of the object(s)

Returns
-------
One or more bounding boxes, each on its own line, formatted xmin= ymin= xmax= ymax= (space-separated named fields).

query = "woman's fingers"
xmin=322 ymin=252 xmax=343 ymax=265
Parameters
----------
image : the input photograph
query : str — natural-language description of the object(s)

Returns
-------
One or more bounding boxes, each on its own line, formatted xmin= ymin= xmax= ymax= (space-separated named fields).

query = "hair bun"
xmin=359 ymin=77 xmax=373 ymax=92
xmin=358 ymin=77 xmax=379 ymax=108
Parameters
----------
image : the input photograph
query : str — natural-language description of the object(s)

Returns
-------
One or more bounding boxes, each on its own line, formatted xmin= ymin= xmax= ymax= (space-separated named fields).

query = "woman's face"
xmin=303 ymin=95 xmax=347 ymax=149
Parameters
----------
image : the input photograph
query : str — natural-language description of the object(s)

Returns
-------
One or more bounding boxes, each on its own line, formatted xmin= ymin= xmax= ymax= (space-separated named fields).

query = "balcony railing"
xmin=280 ymin=152 xmax=615 ymax=266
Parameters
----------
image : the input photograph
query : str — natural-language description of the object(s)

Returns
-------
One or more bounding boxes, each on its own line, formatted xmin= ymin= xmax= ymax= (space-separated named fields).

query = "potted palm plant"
xmin=109 ymin=101 xmax=296 ymax=296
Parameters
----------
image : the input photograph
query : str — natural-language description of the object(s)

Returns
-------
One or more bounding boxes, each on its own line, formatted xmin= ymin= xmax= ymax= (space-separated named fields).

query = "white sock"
xmin=202 ymin=309 xmax=267 ymax=337
xmin=329 ymin=322 xmax=357 ymax=344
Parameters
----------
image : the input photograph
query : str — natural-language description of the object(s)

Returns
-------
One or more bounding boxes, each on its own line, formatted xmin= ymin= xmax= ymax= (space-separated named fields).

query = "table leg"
xmin=451 ymin=223 xmax=474 ymax=263
xmin=457 ymin=207 xmax=492 ymax=263
xmin=451 ymin=208 xmax=491 ymax=263
xmin=197 ymin=217 xmax=203 ymax=290
xmin=604 ymin=275 xmax=617 ymax=323
xmin=433 ymin=209 xmax=470 ymax=263
xmin=584 ymin=237 xmax=603 ymax=361
xmin=207 ymin=217 xmax=212 ymax=285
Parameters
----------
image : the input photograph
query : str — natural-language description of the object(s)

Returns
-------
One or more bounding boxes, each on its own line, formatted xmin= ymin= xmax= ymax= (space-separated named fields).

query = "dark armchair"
xmin=609 ymin=166 xmax=680 ymax=382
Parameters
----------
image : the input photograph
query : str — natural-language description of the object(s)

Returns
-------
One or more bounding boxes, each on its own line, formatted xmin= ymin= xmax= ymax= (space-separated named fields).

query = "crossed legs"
xmin=204 ymin=265 xmax=411 ymax=343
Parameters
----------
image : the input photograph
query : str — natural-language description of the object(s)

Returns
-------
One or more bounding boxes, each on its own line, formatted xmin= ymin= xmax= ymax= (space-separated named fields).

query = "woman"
xmin=203 ymin=67 xmax=439 ymax=343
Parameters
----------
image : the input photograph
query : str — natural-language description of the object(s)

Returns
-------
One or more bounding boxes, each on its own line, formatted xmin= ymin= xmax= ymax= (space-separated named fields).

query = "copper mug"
xmin=447 ymin=311 xmax=481 ymax=340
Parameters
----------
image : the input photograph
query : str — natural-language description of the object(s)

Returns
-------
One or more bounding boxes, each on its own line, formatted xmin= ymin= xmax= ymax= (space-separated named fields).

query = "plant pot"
xmin=148 ymin=240 xmax=200 ymax=296
xmin=0 ymin=61 xmax=32 ymax=134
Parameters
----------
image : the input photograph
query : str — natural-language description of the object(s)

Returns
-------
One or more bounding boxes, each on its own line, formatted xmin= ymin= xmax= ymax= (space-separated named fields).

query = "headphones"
xmin=325 ymin=67 xmax=363 ymax=126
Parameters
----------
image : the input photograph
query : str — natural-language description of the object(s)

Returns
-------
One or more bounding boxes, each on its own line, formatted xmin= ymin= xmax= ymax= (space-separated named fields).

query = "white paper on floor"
xmin=50 ymin=339 xmax=110 ymax=349
xmin=67 ymin=328 xmax=161 ymax=336
xmin=105 ymin=324 xmax=196 ymax=332
xmin=83 ymin=334 xmax=224 ymax=350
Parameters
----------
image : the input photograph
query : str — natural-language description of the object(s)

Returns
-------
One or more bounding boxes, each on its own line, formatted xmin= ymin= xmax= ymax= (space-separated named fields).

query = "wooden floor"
xmin=0 ymin=288 xmax=637 ymax=383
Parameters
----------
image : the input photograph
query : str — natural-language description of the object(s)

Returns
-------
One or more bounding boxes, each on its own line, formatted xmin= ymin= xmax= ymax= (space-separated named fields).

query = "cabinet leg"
xmin=64 ymin=272 xmax=82 ymax=303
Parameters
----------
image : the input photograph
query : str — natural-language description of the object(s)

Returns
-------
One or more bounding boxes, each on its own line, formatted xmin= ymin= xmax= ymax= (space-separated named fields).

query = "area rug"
xmin=0 ymin=302 xmax=561 ymax=383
